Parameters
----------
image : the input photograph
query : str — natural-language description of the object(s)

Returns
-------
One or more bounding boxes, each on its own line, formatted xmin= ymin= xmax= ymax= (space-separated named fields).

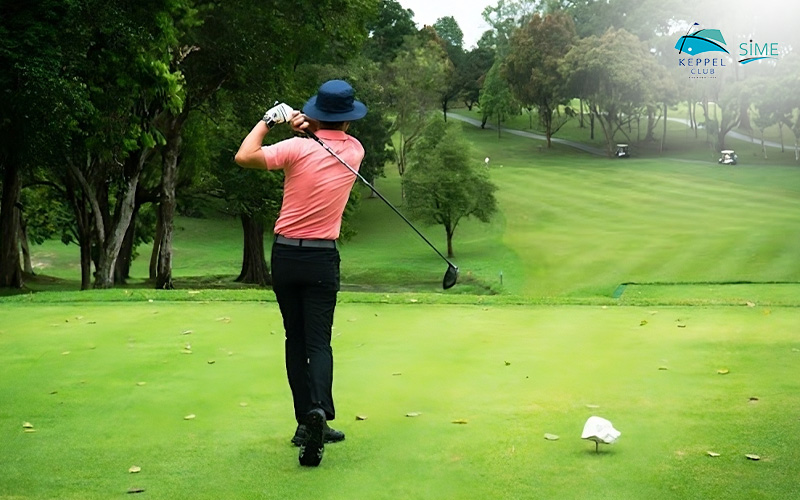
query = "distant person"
xmin=234 ymin=80 xmax=367 ymax=467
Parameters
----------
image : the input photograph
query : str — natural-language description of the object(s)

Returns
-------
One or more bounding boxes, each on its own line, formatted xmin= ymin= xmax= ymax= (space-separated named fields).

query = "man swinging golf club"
xmin=235 ymin=80 xmax=367 ymax=467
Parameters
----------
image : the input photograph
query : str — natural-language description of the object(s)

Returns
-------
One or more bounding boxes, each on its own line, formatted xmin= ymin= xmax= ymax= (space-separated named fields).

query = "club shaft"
xmin=305 ymin=131 xmax=455 ymax=268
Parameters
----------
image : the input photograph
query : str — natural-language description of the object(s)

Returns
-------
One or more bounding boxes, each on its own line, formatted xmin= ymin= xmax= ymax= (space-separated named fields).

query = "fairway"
xmin=2 ymin=301 xmax=799 ymax=499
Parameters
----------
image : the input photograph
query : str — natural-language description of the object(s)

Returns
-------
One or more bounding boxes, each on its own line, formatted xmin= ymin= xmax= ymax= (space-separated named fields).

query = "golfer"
xmin=234 ymin=80 xmax=367 ymax=467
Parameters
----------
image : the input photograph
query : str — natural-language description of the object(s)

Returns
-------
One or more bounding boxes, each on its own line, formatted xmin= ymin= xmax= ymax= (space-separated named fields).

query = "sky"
xmin=397 ymin=0 xmax=493 ymax=49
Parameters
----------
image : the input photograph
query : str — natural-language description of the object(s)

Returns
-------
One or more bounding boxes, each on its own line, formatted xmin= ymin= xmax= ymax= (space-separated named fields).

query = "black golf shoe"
xmin=298 ymin=408 xmax=326 ymax=467
xmin=291 ymin=422 xmax=345 ymax=446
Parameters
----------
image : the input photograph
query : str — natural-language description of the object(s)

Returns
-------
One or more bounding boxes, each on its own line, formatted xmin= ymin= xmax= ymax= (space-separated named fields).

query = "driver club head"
xmin=442 ymin=264 xmax=459 ymax=290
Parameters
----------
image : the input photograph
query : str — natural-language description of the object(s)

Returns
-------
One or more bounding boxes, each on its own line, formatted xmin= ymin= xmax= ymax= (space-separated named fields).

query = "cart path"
xmin=449 ymin=112 xmax=791 ymax=156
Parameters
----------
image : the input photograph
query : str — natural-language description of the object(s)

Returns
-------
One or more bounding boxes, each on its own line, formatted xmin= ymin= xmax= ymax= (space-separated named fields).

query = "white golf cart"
xmin=615 ymin=144 xmax=630 ymax=158
xmin=718 ymin=150 xmax=738 ymax=165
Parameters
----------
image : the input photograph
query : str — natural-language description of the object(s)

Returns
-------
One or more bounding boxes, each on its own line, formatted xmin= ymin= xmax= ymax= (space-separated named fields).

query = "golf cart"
xmin=615 ymin=144 xmax=630 ymax=158
xmin=718 ymin=150 xmax=738 ymax=165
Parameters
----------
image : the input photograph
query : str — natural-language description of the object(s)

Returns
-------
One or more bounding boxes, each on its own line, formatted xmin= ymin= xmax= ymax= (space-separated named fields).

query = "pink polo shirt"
xmin=262 ymin=130 xmax=364 ymax=240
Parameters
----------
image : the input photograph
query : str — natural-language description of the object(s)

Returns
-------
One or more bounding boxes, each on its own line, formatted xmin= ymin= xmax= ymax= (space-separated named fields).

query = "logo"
xmin=675 ymin=24 xmax=729 ymax=56
xmin=738 ymin=40 xmax=779 ymax=64
xmin=674 ymin=23 xmax=728 ymax=79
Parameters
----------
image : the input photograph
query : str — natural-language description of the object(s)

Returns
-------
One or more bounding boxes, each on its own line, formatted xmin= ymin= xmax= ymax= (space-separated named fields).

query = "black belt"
xmin=275 ymin=234 xmax=337 ymax=249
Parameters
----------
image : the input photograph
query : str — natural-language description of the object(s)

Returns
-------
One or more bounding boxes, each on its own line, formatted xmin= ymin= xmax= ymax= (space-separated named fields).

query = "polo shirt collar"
xmin=315 ymin=129 xmax=348 ymax=141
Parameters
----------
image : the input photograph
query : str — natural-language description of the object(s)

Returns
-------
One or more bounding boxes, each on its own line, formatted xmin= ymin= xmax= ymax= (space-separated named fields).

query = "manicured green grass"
xmin=2 ymin=302 xmax=799 ymax=499
xmin=4 ymin=114 xmax=800 ymax=499
xmin=21 ymin=122 xmax=800 ymax=302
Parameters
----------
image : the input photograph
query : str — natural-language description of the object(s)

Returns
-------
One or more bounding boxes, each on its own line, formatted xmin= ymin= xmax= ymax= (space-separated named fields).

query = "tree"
xmin=481 ymin=0 xmax=538 ymax=57
xmin=384 ymin=33 xmax=451 ymax=179
xmin=503 ymin=11 xmax=576 ymax=147
xmin=433 ymin=16 xmax=464 ymax=49
xmin=561 ymin=28 xmax=673 ymax=156
xmin=362 ymin=0 xmax=418 ymax=63
xmin=479 ymin=60 xmax=518 ymax=135
xmin=404 ymin=117 xmax=497 ymax=258
xmin=432 ymin=18 xmax=466 ymax=121
xmin=460 ymin=45 xmax=496 ymax=111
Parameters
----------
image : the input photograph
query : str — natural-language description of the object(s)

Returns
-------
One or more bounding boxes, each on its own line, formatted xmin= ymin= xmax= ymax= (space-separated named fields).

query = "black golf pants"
xmin=271 ymin=242 xmax=340 ymax=423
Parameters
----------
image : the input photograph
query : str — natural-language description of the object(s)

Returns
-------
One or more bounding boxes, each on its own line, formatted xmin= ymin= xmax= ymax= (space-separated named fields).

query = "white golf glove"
xmin=262 ymin=102 xmax=294 ymax=129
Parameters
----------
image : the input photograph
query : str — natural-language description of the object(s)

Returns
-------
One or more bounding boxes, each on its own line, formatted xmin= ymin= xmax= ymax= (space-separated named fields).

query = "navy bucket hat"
xmin=302 ymin=80 xmax=367 ymax=122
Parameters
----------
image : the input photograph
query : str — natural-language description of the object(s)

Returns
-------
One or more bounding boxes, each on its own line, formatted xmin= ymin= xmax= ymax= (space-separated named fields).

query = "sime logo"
xmin=739 ymin=40 xmax=780 ymax=64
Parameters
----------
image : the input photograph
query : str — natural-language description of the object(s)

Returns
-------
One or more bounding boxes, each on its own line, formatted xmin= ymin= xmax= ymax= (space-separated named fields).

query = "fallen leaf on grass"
xmin=707 ymin=451 xmax=721 ymax=457
xmin=717 ymin=369 xmax=730 ymax=375
xmin=184 ymin=414 xmax=196 ymax=420
xmin=62 ymin=351 xmax=70 ymax=355
xmin=658 ymin=366 xmax=669 ymax=371
xmin=136 ymin=382 xmax=146 ymax=386
xmin=544 ymin=433 xmax=559 ymax=441
xmin=745 ymin=454 xmax=760 ymax=461
xmin=239 ymin=402 xmax=248 ymax=407
xmin=585 ymin=404 xmax=600 ymax=409
xmin=128 ymin=466 xmax=141 ymax=473
xmin=677 ymin=324 xmax=686 ymax=328
xmin=452 ymin=419 xmax=468 ymax=425
xmin=392 ymin=372 xmax=402 ymax=376
xmin=745 ymin=302 xmax=755 ymax=307
xmin=181 ymin=330 xmax=193 ymax=335
xmin=207 ymin=360 xmax=215 ymax=365
xmin=356 ymin=415 xmax=368 ymax=421
xmin=22 ymin=422 xmax=34 ymax=429
xmin=24 ymin=429 xmax=37 ymax=433
xmin=216 ymin=317 xmax=231 ymax=323
xmin=405 ymin=412 xmax=422 ymax=417
xmin=127 ymin=487 xmax=145 ymax=494
xmin=182 ymin=349 xmax=193 ymax=355
xmin=640 ymin=320 xmax=648 ymax=326
xmin=504 ymin=361 xmax=511 ymax=366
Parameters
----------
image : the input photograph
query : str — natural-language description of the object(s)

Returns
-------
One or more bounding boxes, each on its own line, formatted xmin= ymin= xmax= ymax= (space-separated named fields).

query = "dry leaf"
xmin=128 ymin=466 xmax=141 ymax=473
xmin=207 ymin=359 xmax=215 ymax=364
xmin=136 ymin=382 xmax=146 ymax=386
xmin=405 ymin=412 xmax=421 ymax=417
xmin=62 ymin=351 xmax=70 ymax=355
xmin=504 ymin=361 xmax=511 ymax=366
xmin=184 ymin=414 xmax=196 ymax=420
xmin=409 ymin=299 xmax=418 ymax=303
xmin=717 ymin=369 xmax=730 ymax=375
xmin=239 ymin=402 xmax=248 ymax=407
xmin=707 ymin=451 xmax=720 ymax=457
xmin=658 ymin=366 xmax=668 ymax=370
xmin=182 ymin=349 xmax=193 ymax=354
xmin=181 ymin=330 xmax=193 ymax=335
xmin=585 ymin=404 xmax=600 ymax=409
xmin=22 ymin=422 xmax=34 ymax=429
xmin=23 ymin=429 xmax=37 ymax=433
xmin=127 ymin=487 xmax=145 ymax=494
xmin=746 ymin=301 xmax=755 ymax=307
xmin=544 ymin=433 xmax=560 ymax=441
xmin=452 ymin=419 xmax=468 ymax=425
xmin=356 ymin=415 xmax=368 ymax=421
xmin=392 ymin=372 xmax=402 ymax=376
xmin=745 ymin=454 xmax=760 ymax=461
xmin=640 ymin=320 xmax=648 ymax=326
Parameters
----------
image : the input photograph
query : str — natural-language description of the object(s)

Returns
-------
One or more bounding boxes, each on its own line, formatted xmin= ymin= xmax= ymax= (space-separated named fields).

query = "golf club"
xmin=304 ymin=129 xmax=458 ymax=290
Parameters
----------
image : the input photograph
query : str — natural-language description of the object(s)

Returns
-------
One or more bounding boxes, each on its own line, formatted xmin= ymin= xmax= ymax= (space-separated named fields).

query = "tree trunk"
xmin=64 ymin=172 xmax=93 ymax=290
xmin=445 ymin=225 xmax=454 ymax=259
xmin=778 ymin=122 xmax=785 ymax=152
xmin=115 ymin=205 xmax=138 ymax=284
xmin=644 ymin=106 xmax=655 ymax=142
xmin=661 ymin=103 xmax=668 ymax=153
xmin=0 ymin=160 xmax=23 ymax=288
xmin=150 ymin=207 xmax=163 ymax=280
xmin=19 ymin=210 xmax=33 ymax=275
xmin=155 ymin=115 xmax=185 ymax=290
xmin=93 ymin=150 xmax=149 ymax=289
xmin=236 ymin=214 xmax=270 ymax=286
xmin=579 ymin=98 xmax=585 ymax=128
xmin=589 ymin=112 xmax=595 ymax=140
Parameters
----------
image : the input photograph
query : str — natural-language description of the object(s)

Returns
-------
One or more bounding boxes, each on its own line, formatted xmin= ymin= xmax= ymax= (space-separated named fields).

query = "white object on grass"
xmin=582 ymin=416 xmax=621 ymax=452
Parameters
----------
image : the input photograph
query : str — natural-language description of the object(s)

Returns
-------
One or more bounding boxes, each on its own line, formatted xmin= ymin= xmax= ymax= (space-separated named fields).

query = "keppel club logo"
xmin=675 ymin=23 xmax=728 ymax=79
xmin=675 ymin=22 xmax=781 ymax=79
